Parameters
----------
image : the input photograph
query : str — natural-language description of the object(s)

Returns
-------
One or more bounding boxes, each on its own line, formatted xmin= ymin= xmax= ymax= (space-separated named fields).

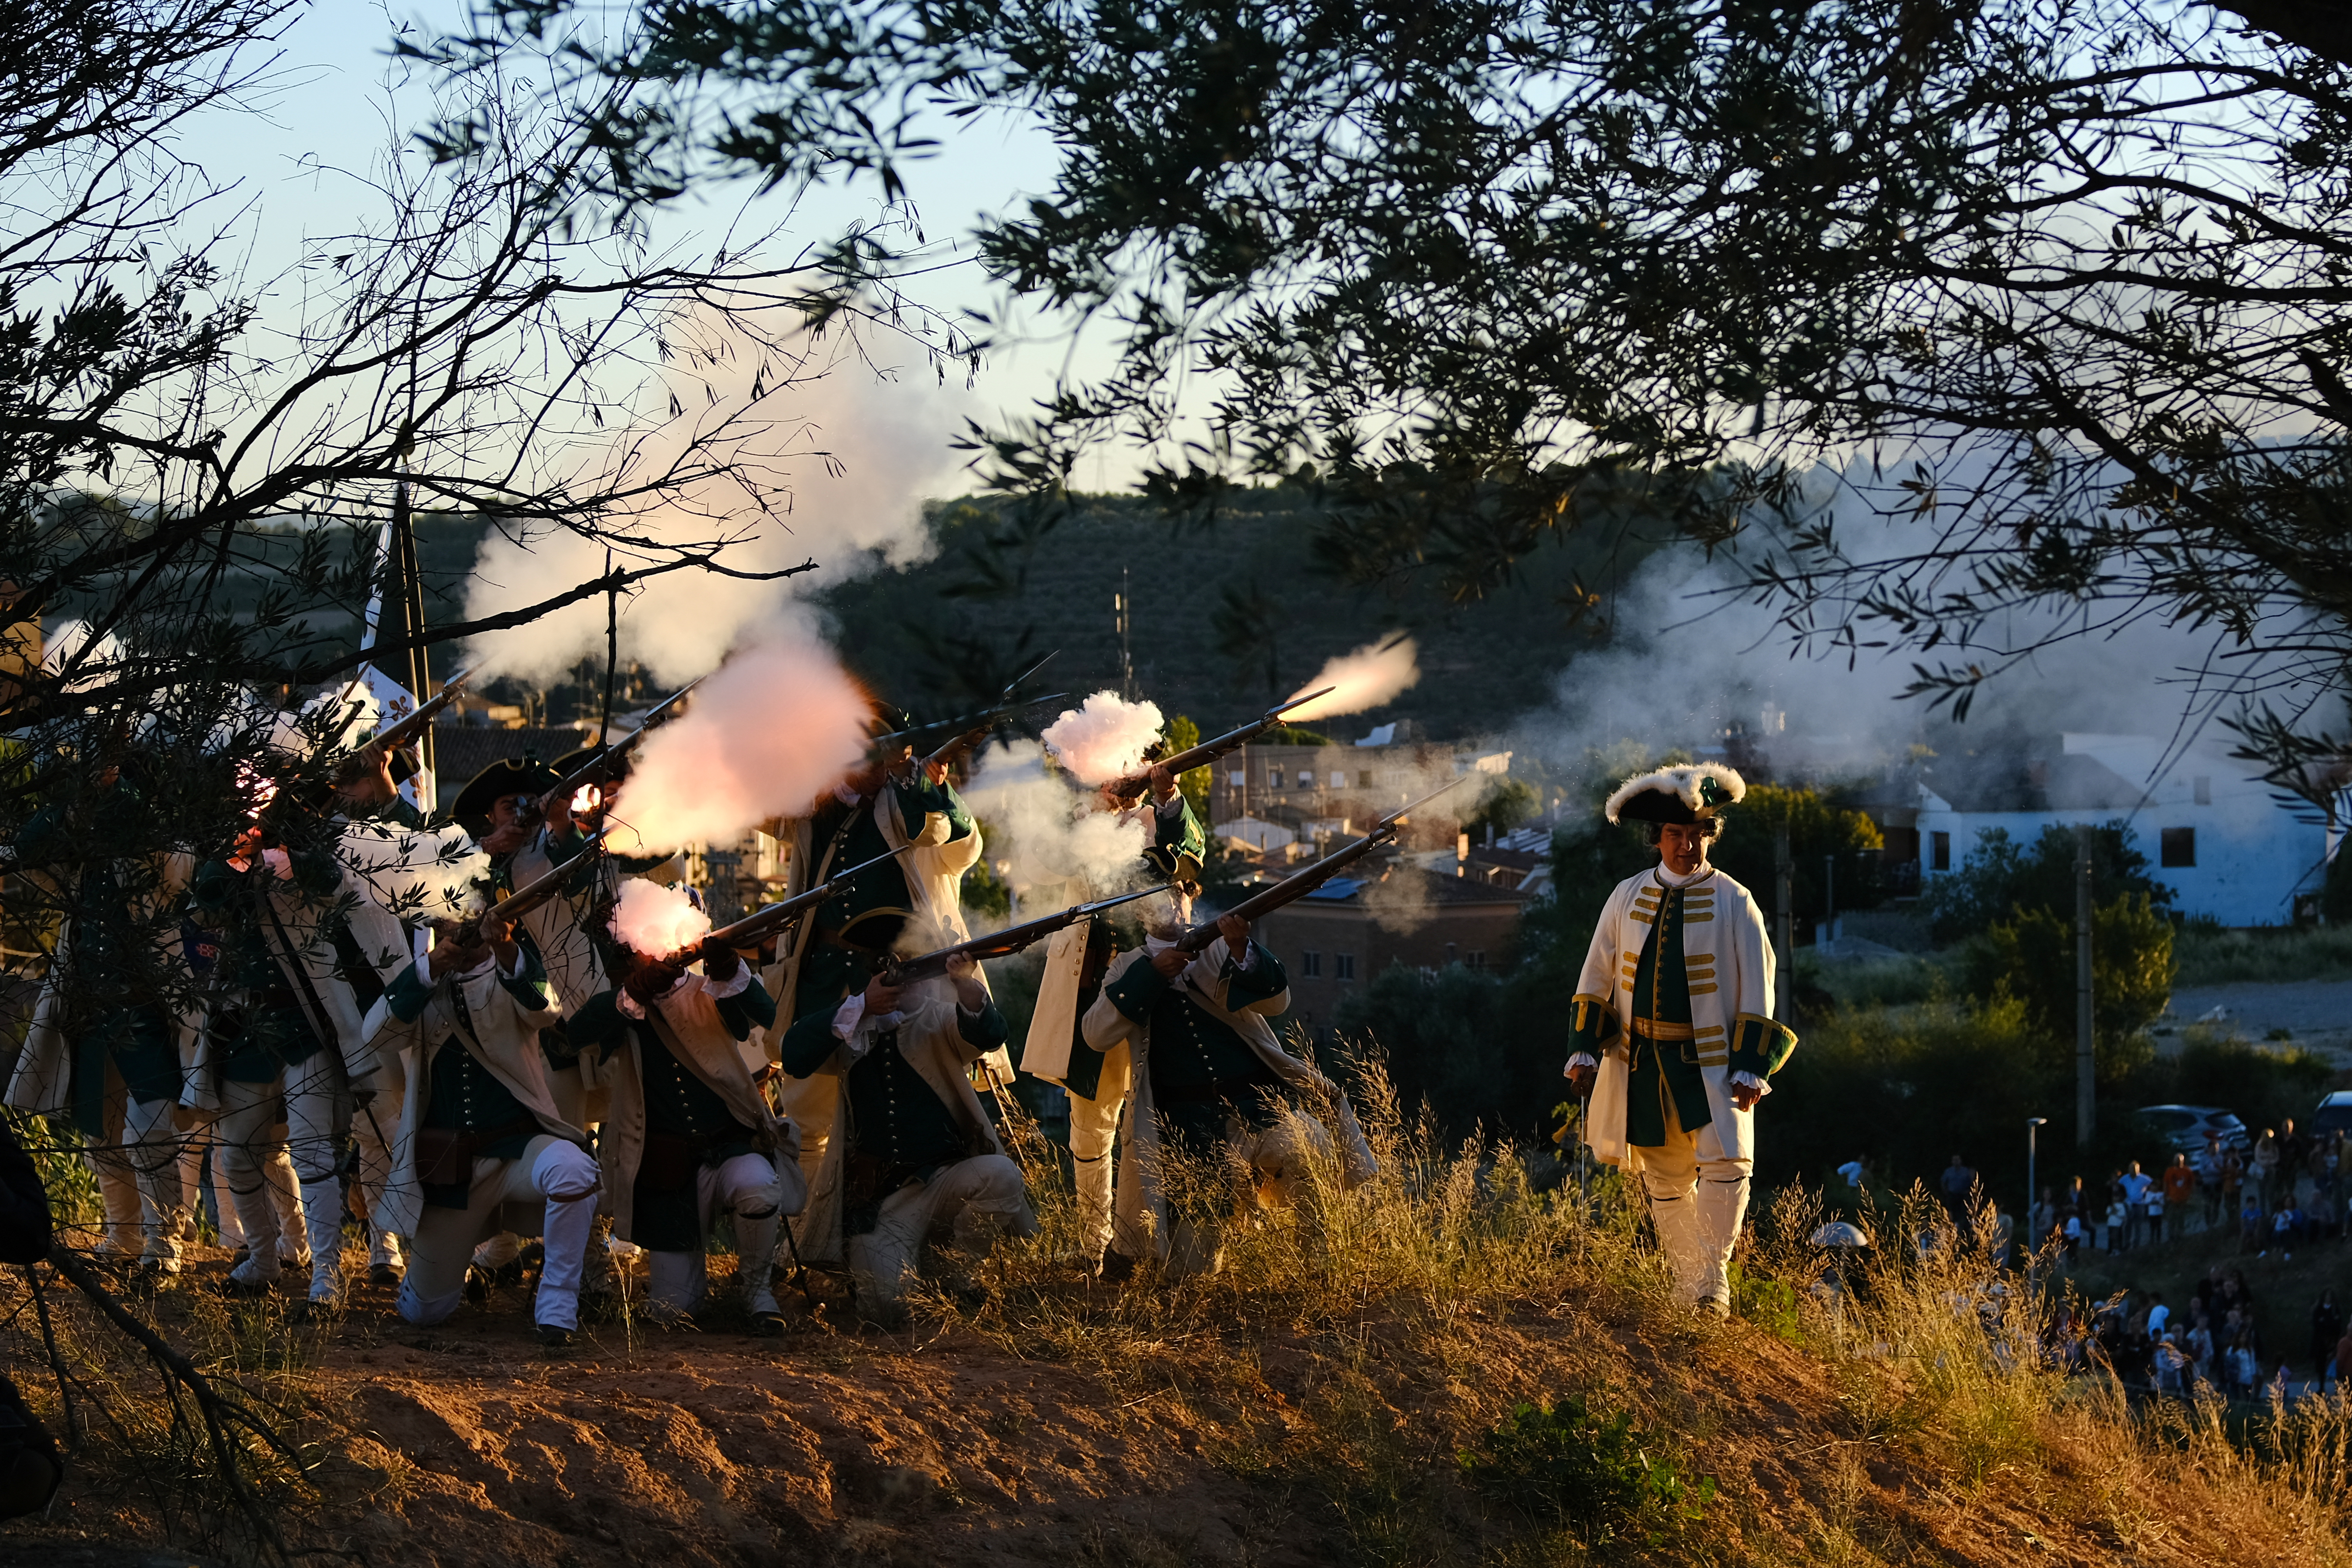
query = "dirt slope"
xmin=9 ymin=1261 xmax=2318 ymax=1568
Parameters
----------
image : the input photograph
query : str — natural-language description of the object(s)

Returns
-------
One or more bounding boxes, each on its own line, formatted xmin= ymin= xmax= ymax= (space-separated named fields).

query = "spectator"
xmin=2062 ymin=1207 xmax=2084 ymax=1258
xmin=2229 ymin=1331 xmax=2260 ymax=1397
xmin=2147 ymin=1292 xmax=2171 ymax=1339
xmin=2188 ymin=1312 xmax=2216 ymax=1390
xmin=2255 ymin=1130 xmax=2282 ymax=1210
xmin=2145 ymin=1182 xmax=2166 ymax=1247
xmin=2030 ymin=1185 xmax=2058 ymax=1250
xmin=2195 ymin=1136 xmax=2225 ymax=1230
xmin=2334 ymin=1322 xmax=2352 ymax=1394
xmin=2282 ymin=1117 xmax=2309 ymax=1204
xmin=2220 ymin=1145 xmax=2245 ymax=1233
xmin=2241 ymin=1192 xmax=2266 ymax=1251
xmin=2106 ymin=1189 xmax=2130 ymax=1253
xmin=2118 ymin=1160 xmax=2155 ymax=1247
xmin=2161 ymin=1153 xmax=2196 ymax=1242
xmin=1940 ymin=1154 xmax=1976 ymax=1219
xmin=2153 ymin=1330 xmax=2187 ymax=1394
xmin=2316 ymin=1289 xmax=2346 ymax=1379
xmin=2267 ymin=1202 xmax=2300 ymax=1256
xmin=2311 ymin=1186 xmax=2339 ymax=1243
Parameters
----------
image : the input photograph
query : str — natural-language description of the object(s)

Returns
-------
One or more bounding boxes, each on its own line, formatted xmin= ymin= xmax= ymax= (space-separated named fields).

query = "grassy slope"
xmin=10 ymin=1085 xmax=2352 ymax=1568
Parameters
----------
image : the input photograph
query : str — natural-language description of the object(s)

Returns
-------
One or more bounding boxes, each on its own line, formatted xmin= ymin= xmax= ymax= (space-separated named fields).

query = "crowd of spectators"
xmin=2015 ymin=1119 xmax=2351 ymax=1260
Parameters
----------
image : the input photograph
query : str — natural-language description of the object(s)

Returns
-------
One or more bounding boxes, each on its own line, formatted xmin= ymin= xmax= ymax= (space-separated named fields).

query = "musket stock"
xmin=1102 ymin=684 xmax=1336 ymax=799
xmin=883 ymin=883 xmax=1170 ymax=985
xmin=1172 ymin=773 xmax=1476 ymax=953
xmin=361 ymin=666 xmax=474 ymax=760
xmin=447 ymin=831 xmax=605 ymax=945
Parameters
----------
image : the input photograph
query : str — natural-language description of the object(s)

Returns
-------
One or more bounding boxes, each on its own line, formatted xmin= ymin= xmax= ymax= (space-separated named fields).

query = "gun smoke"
xmin=462 ymin=303 xmax=968 ymax=689
xmin=960 ymin=739 xmax=1152 ymax=899
xmin=1038 ymin=692 xmax=1166 ymax=785
xmin=1284 ymin=634 xmax=1420 ymax=722
xmin=606 ymin=629 xmax=873 ymax=854
xmin=610 ymin=877 xmax=713 ymax=961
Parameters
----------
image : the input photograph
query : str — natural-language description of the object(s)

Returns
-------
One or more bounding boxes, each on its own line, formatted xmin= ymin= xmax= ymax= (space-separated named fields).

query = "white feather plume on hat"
xmin=1603 ymin=762 xmax=1747 ymax=825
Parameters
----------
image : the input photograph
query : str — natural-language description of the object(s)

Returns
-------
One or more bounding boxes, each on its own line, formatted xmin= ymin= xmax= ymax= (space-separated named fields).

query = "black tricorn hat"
xmin=1603 ymin=763 xmax=1746 ymax=826
xmin=451 ymin=755 xmax=562 ymax=839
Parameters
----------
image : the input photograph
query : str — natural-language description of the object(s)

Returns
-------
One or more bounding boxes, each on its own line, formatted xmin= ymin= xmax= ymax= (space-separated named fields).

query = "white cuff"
xmin=1565 ymin=1053 xmax=1598 ymax=1074
xmin=1155 ymin=793 xmax=1185 ymax=816
xmin=1731 ymin=1071 xmax=1770 ymax=1098
xmin=1232 ymin=939 xmax=1255 ymax=972
xmin=831 ymin=994 xmax=866 ymax=1041
xmin=500 ymin=946 xmax=528 ymax=980
xmin=702 ymin=963 xmax=753 ymax=999
xmin=415 ymin=953 xmax=436 ymax=987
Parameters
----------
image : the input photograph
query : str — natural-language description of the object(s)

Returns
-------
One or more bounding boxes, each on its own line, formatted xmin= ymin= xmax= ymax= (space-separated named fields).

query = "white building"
xmin=1913 ymin=733 xmax=2327 ymax=927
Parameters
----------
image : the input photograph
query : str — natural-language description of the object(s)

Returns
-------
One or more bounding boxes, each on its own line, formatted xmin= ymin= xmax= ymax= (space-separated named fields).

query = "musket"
xmin=871 ymin=650 xmax=1061 ymax=754
xmin=543 ymin=675 xmax=705 ymax=803
xmin=447 ymin=831 xmax=605 ymax=944
xmin=359 ymin=667 xmax=473 ymax=761
xmin=701 ymin=843 xmax=918 ymax=950
xmin=884 ymin=883 xmax=1171 ymax=986
xmin=1101 ymin=684 xmax=1336 ymax=800
xmin=1172 ymin=774 xmax=1475 ymax=954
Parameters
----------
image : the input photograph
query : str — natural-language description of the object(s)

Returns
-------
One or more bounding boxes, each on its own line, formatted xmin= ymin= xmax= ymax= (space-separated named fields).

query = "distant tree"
xmin=1919 ymin=823 xmax=2173 ymax=945
xmin=1968 ymin=894 xmax=2177 ymax=1081
xmin=1708 ymin=783 xmax=1887 ymax=921
xmin=1161 ymin=713 xmax=1210 ymax=821
xmin=1464 ymin=777 xmax=1541 ymax=843
xmin=1210 ymin=584 xmax=1283 ymax=705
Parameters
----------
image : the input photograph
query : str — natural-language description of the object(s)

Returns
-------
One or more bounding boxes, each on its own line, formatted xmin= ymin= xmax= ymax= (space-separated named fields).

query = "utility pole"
xmin=1774 ymin=822 xmax=1794 ymax=1026
xmin=1114 ymin=567 xmax=1134 ymax=699
xmin=1823 ymin=853 xmax=1837 ymax=950
xmin=2075 ymin=824 xmax=2096 ymax=1145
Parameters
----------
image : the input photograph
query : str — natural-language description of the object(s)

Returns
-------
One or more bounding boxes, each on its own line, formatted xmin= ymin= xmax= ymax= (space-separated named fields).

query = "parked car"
xmin=2135 ymin=1104 xmax=2252 ymax=1156
xmin=2311 ymin=1091 xmax=2352 ymax=1136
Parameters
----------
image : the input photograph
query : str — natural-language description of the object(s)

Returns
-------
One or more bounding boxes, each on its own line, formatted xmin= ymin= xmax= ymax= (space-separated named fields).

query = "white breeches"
xmin=1068 ymin=1088 xmax=1122 ymax=1258
xmin=397 ymin=1136 xmax=600 ymax=1330
xmin=646 ymin=1152 xmax=789 ymax=1315
xmin=846 ymin=1154 xmax=1037 ymax=1305
xmin=216 ymin=1058 xmax=402 ymax=1296
xmin=1159 ymin=1112 xmax=1334 ymax=1278
xmin=1637 ymin=1101 xmax=1751 ymax=1308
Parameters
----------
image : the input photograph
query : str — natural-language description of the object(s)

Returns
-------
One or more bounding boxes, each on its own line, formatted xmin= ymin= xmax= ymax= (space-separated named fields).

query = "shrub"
xmin=1457 ymin=1393 xmax=1713 ymax=1551
xmin=1967 ymin=892 xmax=2175 ymax=1074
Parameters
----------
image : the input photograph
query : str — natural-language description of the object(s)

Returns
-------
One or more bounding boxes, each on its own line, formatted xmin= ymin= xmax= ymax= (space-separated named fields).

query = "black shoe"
xmin=491 ymin=1258 xmax=526 ymax=1291
xmin=464 ymin=1266 xmax=490 ymax=1306
xmin=1097 ymin=1251 xmax=1140 ymax=1285
xmin=368 ymin=1263 xmax=403 ymax=1289
xmin=536 ymin=1323 xmax=575 ymax=1351
xmin=218 ymin=1271 xmax=274 ymax=1298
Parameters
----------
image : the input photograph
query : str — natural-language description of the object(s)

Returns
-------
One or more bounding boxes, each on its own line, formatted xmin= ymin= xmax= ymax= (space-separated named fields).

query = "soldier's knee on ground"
xmin=531 ymin=1140 xmax=599 ymax=1201
xmin=397 ymin=1275 xmax=464 ymax=1326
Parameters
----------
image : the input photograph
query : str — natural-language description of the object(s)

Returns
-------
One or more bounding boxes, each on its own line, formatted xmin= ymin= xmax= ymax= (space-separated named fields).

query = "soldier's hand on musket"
xmin=1148 ymin=761 xmax=1179 ymax=803
xmin=333 ymin=742 xmax=399 ymax=807
xmin=429 ymin=920 xmax=490 ymax=975
xmin=922 ymin=754 xmax=951 ymax=786
xmin=700 ymin=937 xmax=742 ymax=982
xmin=1150 ymin=945 xmax=1189 ymax=979
xmin=944 ymin=951 xmax=987 ymax=1011
xmin=539 ymin=782 xmax=577 ymax=836
xmin=482 ymin=913 xmax=519 ymax=971
xmin=862 ymin=973 xmax=904 ymax=1016
xmin=1217 ymin=913 xmax=1251 ymax=950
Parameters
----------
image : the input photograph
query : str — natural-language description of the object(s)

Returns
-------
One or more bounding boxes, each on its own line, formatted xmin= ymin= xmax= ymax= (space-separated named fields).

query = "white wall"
xmin=1916 ymin=735 xmax=2326 ymax=927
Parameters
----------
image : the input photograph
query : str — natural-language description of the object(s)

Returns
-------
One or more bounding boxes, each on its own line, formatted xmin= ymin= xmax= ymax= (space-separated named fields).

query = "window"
xmin=1468 ymin=950 xmax=1488 ymax=971
xmin=1297 ymin=770 xmax=1315 ymax=788
xmin=1227 ymin=769 xmax=1244 ymax=786
xmin=1358 ymin=770 xmax=1373 ymax=788
xmin=2194 ymin=775 xmax=2212 ymax=805
xmin=1269 ymin=769 xmax=1285 ymax=790
xmin=1301 ymin=950 xmax=1322 ymax=977
xmin=2161 ymin=827 xmax=2196 ymax=868
xmin=1336 ymin=953 xmax=1357 ymax=981
xmin=1931 ymin=831 xmax=1951 ymax=871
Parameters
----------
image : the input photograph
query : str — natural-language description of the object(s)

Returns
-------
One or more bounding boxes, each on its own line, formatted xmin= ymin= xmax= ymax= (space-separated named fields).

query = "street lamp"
xmin=2027 ymin=1117 xmax=2049 ymax=1241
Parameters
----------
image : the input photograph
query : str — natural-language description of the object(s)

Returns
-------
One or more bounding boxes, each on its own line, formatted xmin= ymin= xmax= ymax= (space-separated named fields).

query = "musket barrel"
xmin=884 ymin=882 xmax=1169 ymax=983
xmin=1106 ymin=684 xmax=1336 ymax=795
xmin=702 ymin=843 xmax=918 ymax=948
xmin=360 ymin=666 xmax=474 ymax=756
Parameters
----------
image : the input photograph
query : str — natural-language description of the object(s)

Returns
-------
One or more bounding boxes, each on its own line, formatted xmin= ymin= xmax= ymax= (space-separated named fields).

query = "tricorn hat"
xmin=1603 ymin=762 xmax=1746 ymax=826
xmin=451 ymin=755 xmax=562 ymax=839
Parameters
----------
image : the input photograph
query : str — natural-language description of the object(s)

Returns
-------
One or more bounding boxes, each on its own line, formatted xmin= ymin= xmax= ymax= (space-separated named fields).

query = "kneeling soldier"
xmin=568 ymin=924 xmax=800 ymax=1331
xmin=777 ymin=952 xmax=1035 ymax=1319
xmin=370 ymin=915 xmax=600 ymax=1347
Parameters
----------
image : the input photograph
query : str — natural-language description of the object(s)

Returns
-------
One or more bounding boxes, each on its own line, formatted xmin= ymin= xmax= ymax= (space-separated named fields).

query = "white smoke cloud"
xmin=1039 ymin=691 xmax=1165 ymax=785
xmin=603 ymin=626 xmax=874 ymax=854
xmin=961 ymin=738 xmax=1153 ymax=898
xmin=462 ymin=303 xmax=970 ymax=688
xmin=609 ymin=878 xmax=713 ymax=961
